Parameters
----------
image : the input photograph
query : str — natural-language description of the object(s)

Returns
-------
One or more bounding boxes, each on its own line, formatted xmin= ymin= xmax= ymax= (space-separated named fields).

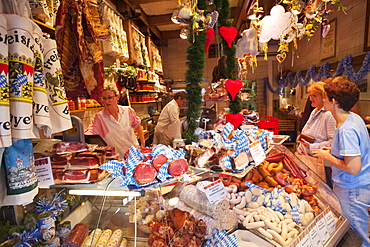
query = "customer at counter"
xmin=311 ymin=79 xmax=370 ymax=247
xmin=85 ymin=83 xmax=145 ymax=157
xmin=153 ymin=91 xmax=187 ymax=146
xmin=297 ymin=81 xmax=336 ymax=188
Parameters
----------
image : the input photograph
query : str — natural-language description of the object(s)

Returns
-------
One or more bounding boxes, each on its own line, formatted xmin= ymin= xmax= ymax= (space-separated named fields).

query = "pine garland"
xmin=183 ymin=6 xmax=207 ymax=143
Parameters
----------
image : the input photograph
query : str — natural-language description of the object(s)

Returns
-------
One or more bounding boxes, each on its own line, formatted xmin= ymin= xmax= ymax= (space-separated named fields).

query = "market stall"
xmin=2 ymin=0 xmax=370 ymax=246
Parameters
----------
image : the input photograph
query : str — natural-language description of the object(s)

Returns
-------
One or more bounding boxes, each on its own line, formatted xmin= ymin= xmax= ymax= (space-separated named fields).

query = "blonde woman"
xmin=297 ymin=81 xmax=336 ymax=187
xmin=85 ymin=83 xmax=145 ymax=157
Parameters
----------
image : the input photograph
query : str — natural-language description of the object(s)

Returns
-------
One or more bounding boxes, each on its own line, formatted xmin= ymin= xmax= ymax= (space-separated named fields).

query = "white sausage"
xmin=264 ymin=210 xmax=275 ymax=222
xmin=267 ymin=207 xmax=281 ymax=223
xmin=276 ymin=211 xmax=285 ymax=221
xmin=281 ymin=221 xmax=288 ymax=241
xmin=238 ymin=191 xmax=246 ymax=197
xmin=229 ymin=184 xmax=238 ymax=193
xmin=243 ymin=211 xmax=257 ymax=225
xmin=251 ymin=187 xmax=263 ymax=196
xmin=282 ymin=218 xmax=293 ymax=224
xmin=256 ymin=195 xmax=265 ymax=207
xmin=283 ymin=237 xmax=294 ymax=246
xmin=261 ymin=212 xmax=271 ymax=222
xmin=287 ymin=229 xmax=299 ymax=239
xmin=248 ymin=201 xmax=259 ymax=209
xmin=235 ymin=195 xmax=247 ymax=209
xmin=303 ymin=199 xmax=313 ymax=212
xmin=264 ymin=220 xmax=282 ymax=233
xmin=305 ymin=212 xmax=315 ymax=223
xmin=232 ymin=207 xmax=248 ymax=216
xmin=245 ymin=190 xmax=252 ymax=203
xmin=284 ymin=214 xmax=293 ymax=220
xmin=266 ymin=229 xmax=285 ymax=246
xmin=243 ymin=221 xmax=265 ymax=229
xmin=299 ymin=214 xmax=308 ymax=226
xmin=257 ymin=227 xmax=273 ymax=240
xmin=298 ymin=201 xmax=306 ymax=214
xmin=230 ymin=195 xmax=242 ymax=205
xmin=225 ymin=187 xmax=234 ymax=193
xmin=288 ymin=222 xmax=297 ymax=228
xmin=238 ymin=214 xmax=245 ymax=222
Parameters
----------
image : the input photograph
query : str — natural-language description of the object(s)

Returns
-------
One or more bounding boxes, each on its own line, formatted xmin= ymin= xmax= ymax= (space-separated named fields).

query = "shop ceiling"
xmin=111 ymin=0 xmax=276 ymax=46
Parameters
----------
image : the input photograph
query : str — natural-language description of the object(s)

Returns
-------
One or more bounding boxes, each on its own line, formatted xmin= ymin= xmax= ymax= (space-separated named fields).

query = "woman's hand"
xmin=311 ymin=147 xmax=331 ymax=159
xmin=297 ymin=138 xmax=311 ymax=148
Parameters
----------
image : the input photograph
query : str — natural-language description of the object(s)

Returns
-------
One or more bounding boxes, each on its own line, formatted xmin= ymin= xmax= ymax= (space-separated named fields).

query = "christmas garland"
xmin=263 ymin=51 xmax=370 ymax=105
xmin=183 ymin=1 xmax=207 ymax=143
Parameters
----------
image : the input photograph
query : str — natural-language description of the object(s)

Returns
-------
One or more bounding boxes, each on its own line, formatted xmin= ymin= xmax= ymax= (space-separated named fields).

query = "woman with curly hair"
xmin=311 ymin=78 xmax=370 ymax=246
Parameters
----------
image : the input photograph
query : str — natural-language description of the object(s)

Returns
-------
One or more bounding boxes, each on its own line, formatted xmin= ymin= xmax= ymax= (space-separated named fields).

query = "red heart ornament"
xmin=205 ymin=28 xmax=215 ymax=54
xmin=226 ymin=113 xmax=244 ymax=129
xmin=224 ymin=79 xmax=242 ymax=100
xmin=219 ymin=26 xmax=238 ymax=48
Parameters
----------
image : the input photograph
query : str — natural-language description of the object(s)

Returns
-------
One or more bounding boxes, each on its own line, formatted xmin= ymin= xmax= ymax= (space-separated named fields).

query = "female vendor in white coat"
xmin=85 ymin=83 xmax=145 ymax=157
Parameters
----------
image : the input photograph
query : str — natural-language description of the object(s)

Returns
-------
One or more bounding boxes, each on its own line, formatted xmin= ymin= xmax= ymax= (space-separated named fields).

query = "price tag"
xmin=308 ymin=223 xmax=322 ymax=247
xmin=202 ymin=179 xmax=228 ymax=203
xmin=324 ymin=210 xmax=336 ymax=234
xmin=34 ymin=157 xmax=54 ymax=188
xmin=317 ymin=214 xmax=330 ymax=244
xmin=298 ymin=232 xmax=313 ymax=247
xmin=249 ymin=140 xmax=266 ymax=166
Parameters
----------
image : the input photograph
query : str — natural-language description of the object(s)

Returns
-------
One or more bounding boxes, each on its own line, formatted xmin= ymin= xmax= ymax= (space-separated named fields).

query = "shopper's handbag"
xmin=295 ymin=151 xmax=326 ymax=182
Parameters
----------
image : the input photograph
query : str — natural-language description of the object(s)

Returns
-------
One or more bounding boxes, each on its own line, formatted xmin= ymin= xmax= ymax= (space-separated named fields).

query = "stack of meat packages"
xmin=40 ymin=142 xmax=116 ymax=184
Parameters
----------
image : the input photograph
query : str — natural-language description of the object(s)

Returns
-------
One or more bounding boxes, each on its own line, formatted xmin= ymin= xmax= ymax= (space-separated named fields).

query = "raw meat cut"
xmin=133 ymin=163 xmax=157 ymax=185
xmin=152 ymin=154 xmax=168 ymax=171
xmin=168 ymin=159 xmax=188 ymax=177
xmin=78 ymin=152 xmax=104 ymax=165
xmin=54 ymin=142 xmax=88 ymax=154
xmin=69 ymin=157 xmax=100 ymax=169
xmin=64 ymin=170 xmax=89 ymax=181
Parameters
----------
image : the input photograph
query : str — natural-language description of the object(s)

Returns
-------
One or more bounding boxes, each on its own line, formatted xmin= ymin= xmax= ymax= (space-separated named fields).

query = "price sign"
xmin=324 ymin=209 xmax=336 ymax=234
xmin=202 ymin=179 xmax=228 ymax=203
xmin=34 ymin=157 xmax=54 ymax=188
xmin=317 ymin=214 xmax=330 ymax=244
xmin=308 ymin=223 xmax=322 ymax=247
xmin=249 ymin=140 xmax=266 ymax=166
xmin=299 ymin=232 xmax=313 ymax=247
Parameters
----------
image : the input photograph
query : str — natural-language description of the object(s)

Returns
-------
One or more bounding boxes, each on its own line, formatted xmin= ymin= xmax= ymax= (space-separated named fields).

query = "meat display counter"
xmin=264 ymin=144 xmax=350 ymax=247
xmin=50 ymin=144 xmax=349 ymax=247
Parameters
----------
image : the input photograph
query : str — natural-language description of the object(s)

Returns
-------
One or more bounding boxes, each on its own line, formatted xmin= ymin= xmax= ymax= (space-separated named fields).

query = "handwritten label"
xmin=308 ymin=223 xmax=322 ymax=247
xmin=317 ymin=214 xmax=330 ymax=244
xmin=324 ymin=209 xmax=336 ymax=234
xmin=249 ymin=140 xmax=266 ymax=166
xmin=203 ymin=179 xmax=228 ymax=203
xmin=34 ymin=157 xmax=54 ymax=188
xmin=298 ymin=232 xmax=313 ymax=247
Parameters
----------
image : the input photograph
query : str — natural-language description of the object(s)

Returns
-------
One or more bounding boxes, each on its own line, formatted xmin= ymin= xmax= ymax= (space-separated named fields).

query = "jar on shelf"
xmin=67 ymin=98 xmax=75 ymax=110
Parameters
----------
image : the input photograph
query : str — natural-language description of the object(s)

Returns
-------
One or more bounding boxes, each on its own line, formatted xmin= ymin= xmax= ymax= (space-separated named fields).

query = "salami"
xmin=168 ymin=159 xmax=188 ymax=177
xmin=61 ymin=223 xmax=88 ymax=247
xmin=152 ymin=154 xmax=168 ymax=171
xmin=133 ymin=163 xmax=157 ymax=185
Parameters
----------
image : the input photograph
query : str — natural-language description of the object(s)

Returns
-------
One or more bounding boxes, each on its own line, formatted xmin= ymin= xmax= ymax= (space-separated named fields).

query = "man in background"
xmin=153 ymin=91 xmax=186 ymax=146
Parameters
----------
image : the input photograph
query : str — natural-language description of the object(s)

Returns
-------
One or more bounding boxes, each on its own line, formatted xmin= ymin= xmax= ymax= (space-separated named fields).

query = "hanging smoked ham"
xmin=55 ymin=0 xmax=109 ymax=102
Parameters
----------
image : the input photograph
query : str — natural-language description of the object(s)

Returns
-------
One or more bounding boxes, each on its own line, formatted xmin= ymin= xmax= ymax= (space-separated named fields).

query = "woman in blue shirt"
xmin=311 ymin=79 xmax=370 ymax=247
